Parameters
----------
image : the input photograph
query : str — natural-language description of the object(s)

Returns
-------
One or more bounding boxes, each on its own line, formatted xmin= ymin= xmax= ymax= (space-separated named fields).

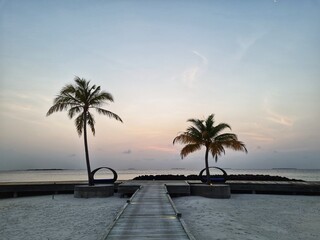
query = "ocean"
xmin=0 ymin=168 xmax=320 ymax=183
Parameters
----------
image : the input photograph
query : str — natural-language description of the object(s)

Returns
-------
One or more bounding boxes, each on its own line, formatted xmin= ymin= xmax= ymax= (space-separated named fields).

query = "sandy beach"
xmin=0 ymin=195 xmax=126 ymax=240
xmin=174 ymin=194 xmax=320 ymax=240
xmin=1 ymin=193 xmax=319 ymax=240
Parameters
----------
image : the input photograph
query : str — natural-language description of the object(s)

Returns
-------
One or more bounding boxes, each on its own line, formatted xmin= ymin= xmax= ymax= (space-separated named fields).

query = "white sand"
xmin=174 ymin=194 xmax=320 ymax=240
xmin=1 ymin=194 xmax=319 ymax=240
xmin=0 ymin=194 xmax=126 ymax=240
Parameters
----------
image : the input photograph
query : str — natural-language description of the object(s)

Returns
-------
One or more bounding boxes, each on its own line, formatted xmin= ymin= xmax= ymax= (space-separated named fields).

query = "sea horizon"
xmin=1 ymin=167 xmax=320 ymax=171
xmin=1 ymin=168 xmax=320 ymax=182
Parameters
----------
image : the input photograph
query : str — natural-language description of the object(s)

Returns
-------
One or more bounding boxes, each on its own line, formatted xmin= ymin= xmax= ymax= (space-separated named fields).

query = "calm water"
xmin=0 ymin=169 xmax=319 ymax=183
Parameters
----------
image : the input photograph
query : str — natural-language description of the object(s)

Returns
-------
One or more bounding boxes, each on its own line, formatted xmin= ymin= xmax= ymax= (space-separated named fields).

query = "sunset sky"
xmin=1 ymin=0 xmax=319 ymax=171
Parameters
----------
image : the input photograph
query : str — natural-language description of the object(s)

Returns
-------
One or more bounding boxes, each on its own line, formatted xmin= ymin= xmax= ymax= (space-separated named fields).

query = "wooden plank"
xmin=103 ymin=182 xmax=191 ymax=240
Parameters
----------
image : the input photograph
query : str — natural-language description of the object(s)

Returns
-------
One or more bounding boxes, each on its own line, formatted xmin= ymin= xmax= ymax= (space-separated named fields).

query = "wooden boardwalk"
xmin=102 ymin=182 xmax=193 ymax=240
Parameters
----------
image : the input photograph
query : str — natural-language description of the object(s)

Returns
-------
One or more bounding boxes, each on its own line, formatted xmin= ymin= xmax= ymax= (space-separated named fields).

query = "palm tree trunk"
xmin=83 ymin=112 xmax=93 ymax=186
xmin=205 ymin=146 xmax=211 ymax=185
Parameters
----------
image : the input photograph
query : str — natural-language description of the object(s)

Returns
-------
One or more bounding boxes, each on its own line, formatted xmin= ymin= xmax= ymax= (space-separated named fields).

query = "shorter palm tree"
xmin=173 ymin=114 xmax=247 ymax=184
xmin=47 ymin=77 xmax=123 ymax=185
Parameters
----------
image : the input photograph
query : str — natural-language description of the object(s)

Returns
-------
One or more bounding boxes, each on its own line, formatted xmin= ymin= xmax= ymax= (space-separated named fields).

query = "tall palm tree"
xmin=47 ymin=76 xmax=123 ymax=186
xmin=173 ymin=114 xmax=247 ymax=184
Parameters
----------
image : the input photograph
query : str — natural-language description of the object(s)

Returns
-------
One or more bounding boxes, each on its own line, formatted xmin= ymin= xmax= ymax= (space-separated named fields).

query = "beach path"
xmin=102 ymin=181 xmax=192 ymax=239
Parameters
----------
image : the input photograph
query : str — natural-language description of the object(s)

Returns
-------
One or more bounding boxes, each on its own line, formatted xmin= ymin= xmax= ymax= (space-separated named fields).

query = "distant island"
xmin=272 ymin=168 xmax=297 ymax=170
xmin=133 ymin=174 xmax=304 ymax=181
xmin=26 ymin=169 xmax=65 ymax=171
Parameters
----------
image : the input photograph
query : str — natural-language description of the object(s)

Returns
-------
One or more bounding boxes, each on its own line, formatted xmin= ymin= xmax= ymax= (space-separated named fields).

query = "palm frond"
xmin=209 ymin=144 xmax=226 ymax=162
xmin=46 ymin=104 xmax=60 ymax=116
xmin=210 ymin=123 xmax=232 ymax=139
xmin=75 ymin=114 xmax=84 ymax=136
xmin=74 ymin=76 xmax=90 ymax=102
xmin=68 ymin=106 xmax=82 ymax=119
xmin=60 ymin=84 xmax=76 ymax=95
xmin=89 ymin=91 xmax=114 ymax=106
xmin=95 ymin=108 xmax=123 ymax=122
xmin=205 ymin=114 xmax=215 ymax=130
xmin=222 ymin=140 xmax=248 ymax=153
xmin=173 ymin=133 xmax=201 ymax=145
xmin=180 ymin=144 xmax=202 ymax=159
xmin=99 ymin=91 xmax=114 ymax=101
xmin=186 ymin=126 xmax=203 ymax=139
xmin=87 ymin=112 xmax=96 ymax=135
xmin=46 ymin=103 xmax=70 ymax=116
xmin=215 ymin=133 xmax=238 ymax=141
xmin=74 ymin=76 xmax=89 ymax=90
xmin=87 ymin=85 xmax=99 ymax=102
xmin=188 ymin=118 xmax=206 ymax=132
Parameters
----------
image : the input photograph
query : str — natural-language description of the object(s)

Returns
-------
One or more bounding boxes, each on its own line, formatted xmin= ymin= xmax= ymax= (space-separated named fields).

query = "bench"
xmin=90 ymin=167 xmax=118 ymax=185
xmin=199 ymin=167 xmax=228 ymax=183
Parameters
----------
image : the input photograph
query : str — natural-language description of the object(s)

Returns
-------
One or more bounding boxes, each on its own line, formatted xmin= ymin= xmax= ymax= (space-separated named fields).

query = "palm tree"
xmin=173 ymin=114 xmax=247 ymax=184
xmin=47 ymin=76 xmax=123 ymax=186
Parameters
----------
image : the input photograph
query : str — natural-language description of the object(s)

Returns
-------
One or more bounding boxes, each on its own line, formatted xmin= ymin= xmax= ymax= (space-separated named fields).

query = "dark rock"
xmin=132 ymin=174 xmax=303 ymax=181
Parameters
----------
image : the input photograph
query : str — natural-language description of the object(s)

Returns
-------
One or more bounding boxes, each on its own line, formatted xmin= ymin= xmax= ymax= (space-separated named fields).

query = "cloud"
xmin=235 ymin=31 xmax=267 ymax=60
xmin=266 ymin=110 xmax=294 ymax=126
xmin=178 ymin=50 xmax=208 ymax=88
xmin=263 ymin=95 xmax=294 ymax=127
xmin=181 ymin=66 xmax=200 ymax=88
xmin=122 ymin=149 xmax=132 ymax=154
xmin=192 ymin=50 xmax=208 ymax=65
xmin=0 ymin=90 xmax=51 ymax=125
xmin=146 ymin=146 xmax=176 ymax=153
xmin=241 ymin=132 xmax=274 ymax=142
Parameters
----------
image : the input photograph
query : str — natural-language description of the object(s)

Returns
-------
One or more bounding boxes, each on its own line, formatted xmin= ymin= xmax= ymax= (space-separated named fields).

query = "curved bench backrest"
xmin=199 ymin=167 xmax=228 ymax=183
xmin=90 ymin=167 xmax=118 ymax=184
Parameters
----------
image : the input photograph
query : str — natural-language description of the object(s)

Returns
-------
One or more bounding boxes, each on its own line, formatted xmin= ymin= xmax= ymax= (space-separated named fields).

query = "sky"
xmin=0 ymin=0 xmax=319 ymax=171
